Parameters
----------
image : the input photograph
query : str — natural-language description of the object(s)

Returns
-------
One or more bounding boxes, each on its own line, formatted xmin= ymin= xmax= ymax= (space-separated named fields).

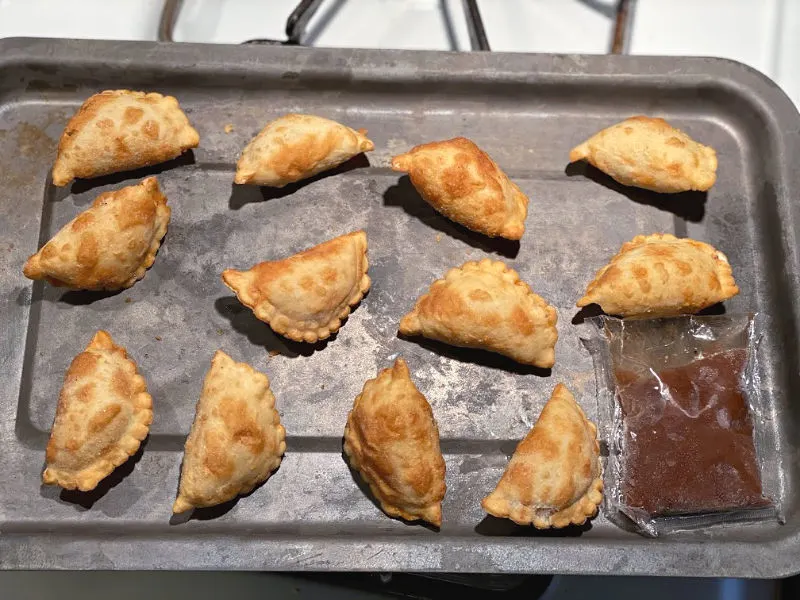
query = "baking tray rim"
xmin=1 ymin=37 xmax=799 ymax=577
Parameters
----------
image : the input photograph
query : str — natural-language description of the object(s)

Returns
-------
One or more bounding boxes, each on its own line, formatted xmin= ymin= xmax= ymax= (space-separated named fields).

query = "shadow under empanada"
xmin=474 ymin=514 xmax=592 ymax=538
xmin=571 ymin=303 xmax=604 ymax=325
xmin=383 ymin=175 xmax=521 ymax=259
xmin=341 ymin=446 xmax=440 ymax=532
xmin=40 ymin=436 xmax=149 ymax=511
xmin=398 ymin=333 xmax=552 ymax=377
xmin=564 ymin=161 xmax=707 ymax=223
xmin=228 ymin=153 xmax=371 ymax=209
xmin=169 ymin=459 xmax=282 ymax=524
xmin=571 ymin=301 xmax=727 ymax=325
xmin=695 ymin=302 xmax=727 ymax=316
xmin=213 ymin=296 xmax=334 ymax=358
xmin=56 ymin=288 xmax=126 ymax=306
xmin=67 ymin=150 xmax=197 ymax=195
xmin=168 ymin=498 xmax=240 ymax=524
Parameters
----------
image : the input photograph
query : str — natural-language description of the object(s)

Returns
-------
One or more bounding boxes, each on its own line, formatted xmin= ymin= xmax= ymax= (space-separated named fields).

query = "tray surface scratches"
xmin=1 ymin=39 xmax=799 ymax=576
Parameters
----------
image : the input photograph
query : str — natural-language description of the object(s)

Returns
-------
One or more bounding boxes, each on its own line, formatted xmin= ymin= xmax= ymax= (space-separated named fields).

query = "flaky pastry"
xmin=173 ymin=350 xmax=286 ymax=513
xmin=222 ymin=230 xmax=370 ymax=343
xmin=399 ymin=259 xmax=558 ymax=368
xmin=234 ymin=113 xmax=374 ymax=187
xmin=569 ymin=116 xmax=717 ymax=193
xmin=343 ymin=359 xmax=446 ymax=526
xmin=391 ymin=137 xmax=528 ymax=240
xmin=23 ymin=177 xmax=170 ymax=291
xmin=577 ymin=233 xmax=739 ymax=317
xmin=52 ymin=90 xmax=199 ymax=186
xmin=42 ymin=331 xmax=153 ymax=491
xmin=482 ymin=384 xmax=603 ymax=528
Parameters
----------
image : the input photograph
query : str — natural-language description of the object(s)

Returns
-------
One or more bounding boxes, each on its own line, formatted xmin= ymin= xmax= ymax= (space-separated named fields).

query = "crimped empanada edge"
xmin=121 ymin=178 xmax=171 ymax=289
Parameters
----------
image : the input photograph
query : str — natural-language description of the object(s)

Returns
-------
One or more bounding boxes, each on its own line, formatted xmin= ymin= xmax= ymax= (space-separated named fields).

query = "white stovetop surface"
xmin=0 ymin=0 xmax=798 ymax=109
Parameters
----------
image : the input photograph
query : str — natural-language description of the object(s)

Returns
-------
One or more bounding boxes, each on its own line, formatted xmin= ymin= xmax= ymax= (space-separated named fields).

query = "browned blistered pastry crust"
xmin=391 ymin=137 xmax=528 ymax=240
xmin=222 ymin=231 xmax=370 ymax=343
xmin=577 ymin=233 xmax=739 ymax=317
xmin=569 ymin=116 xmax=717 ymax=193
xmin=173 ymin=350 xmax=286 ymax=513
xmin=52 ymin=90 xmax=199 ymax=186
xmin=399 ymin=258 xmax=558 ymax=368
xmin=42 ymin=331 xmax=153 ymax=491
xmin=23 ymin=177 xmax=170 ymax=291
xmin=235 ymin=113 xmax=374 ymax=187
xmin=344 ymin=358 xmax=446 ymax=526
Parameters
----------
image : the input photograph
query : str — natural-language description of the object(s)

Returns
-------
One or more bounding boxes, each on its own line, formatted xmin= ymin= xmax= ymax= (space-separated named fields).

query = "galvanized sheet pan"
xmin=1 ymin=38 xmax=799 ymax=576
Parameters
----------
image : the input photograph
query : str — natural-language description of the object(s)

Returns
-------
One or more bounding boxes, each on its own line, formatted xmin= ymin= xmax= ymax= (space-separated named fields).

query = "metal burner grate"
xmin=159 ymin=0 xmax=635 ymax=53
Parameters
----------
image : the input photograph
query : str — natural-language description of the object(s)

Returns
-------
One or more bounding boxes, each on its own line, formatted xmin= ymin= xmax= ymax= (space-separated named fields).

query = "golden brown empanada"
xmin=391 ymin=137 xmax=528 ymax=240
xmin=42 ymin=331 xmax=153 ymax=491
xmin=234 ymin=113 xmax=374 ymax=187
xmin=343 ymin=358 xmax=446 ymax=526
xmin=569 ymin=116 xmax=717 ymax=193
xmin=482 ymin=384 xmax=602 ymax=528
xmin=222 ymin=230 xmax=370 ymax=343
xmin=399 ymin=259 xmax=558 ymax=368
xmin=577 ymin=233 xmax=739 ymax=317
xmin=173 ymin=350 xmax=286 ymax=513
xmin=23 ymin=177 xmax=170 ymax=291
xmin=52 ymin=90 xmax=200 ymax=186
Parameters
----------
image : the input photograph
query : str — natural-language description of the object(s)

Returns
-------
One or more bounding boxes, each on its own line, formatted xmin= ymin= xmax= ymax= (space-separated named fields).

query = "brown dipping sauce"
xmin=616 ymin=348 xmax=770 ymax=516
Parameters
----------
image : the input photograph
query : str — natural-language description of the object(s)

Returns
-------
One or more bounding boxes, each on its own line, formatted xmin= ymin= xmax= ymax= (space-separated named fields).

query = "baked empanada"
xmin=482 ymin=384 xmax=602 ymax=528
xmin=222 ymin=230 xmax=370 ymax=343
xmin=52 ymin=90 xmax=200 ymax=186
xmin=569 ymin=116 xmax=717 ymax=193
xmin=391 ymin=137 xmax=528 ymax=240
xmin=577 ymin=233 xmax=739 ymax=317
xmin=399 ymin=259 xmax=558 ymax=368
xmin=23 ymin=177 xmax=170 ymax=291
xmin=343 ymin=359 xmax=446 ymax=526
xmin=42 ymin=331 xmax=153 ymax=491
xmin=234 ymin=113 xmax=374 ymax=187
xmin=173 ymin=350 xmax=286 ymax=513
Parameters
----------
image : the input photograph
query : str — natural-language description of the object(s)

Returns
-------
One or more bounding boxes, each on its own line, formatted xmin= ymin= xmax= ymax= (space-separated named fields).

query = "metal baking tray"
xmin=1 ymin=38 xmax=799 ymax=577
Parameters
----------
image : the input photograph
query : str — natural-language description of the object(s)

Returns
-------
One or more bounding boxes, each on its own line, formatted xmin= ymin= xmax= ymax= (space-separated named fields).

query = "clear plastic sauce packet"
xmin=584 ymin=314 xmax=780 ymax=536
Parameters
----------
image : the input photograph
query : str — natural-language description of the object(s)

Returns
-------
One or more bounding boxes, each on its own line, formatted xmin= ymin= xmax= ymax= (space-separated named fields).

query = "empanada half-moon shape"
xmin=577 ymin=233 xmax=739 ymax=317
xmin=399 ymin=259 xmax=558 ymax=368
xmin=23 ymin=177 xmax=170 ymax=291
xmin=42 ymin=331 xmax=153 ymax=491
xmin=391 ymin=137 xmax=528 ymax=240
xmin=569 ymin=116 xmax=717 ymax=193
xmin=173 ymin=350 xmax=286 ymax=513
xmin=222 ymin=230 xmax=370 ymax=343
xmin=52 ymin=90 xmax=200 ymax=186
xmin=343 ymin=358 xmax=446 ymax=526
xmin=234 ymin=113 xmax=374 ymax=187
xmin=482 ymin=384 xmax=603 ymax=528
